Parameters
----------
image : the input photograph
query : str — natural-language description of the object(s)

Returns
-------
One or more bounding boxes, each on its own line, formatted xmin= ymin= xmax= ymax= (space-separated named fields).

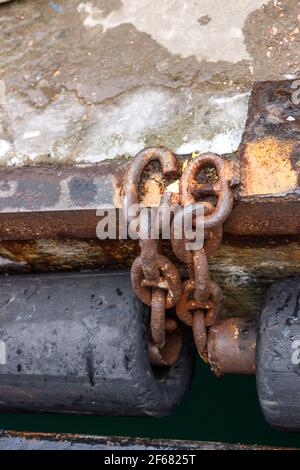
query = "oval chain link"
xmin=123 ymin=147 xmax=182 ymax=358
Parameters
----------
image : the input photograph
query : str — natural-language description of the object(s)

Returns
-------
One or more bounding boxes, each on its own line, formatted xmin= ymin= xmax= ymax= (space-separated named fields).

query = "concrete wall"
xmin=0 ymin=0 xmax=299 ymax=165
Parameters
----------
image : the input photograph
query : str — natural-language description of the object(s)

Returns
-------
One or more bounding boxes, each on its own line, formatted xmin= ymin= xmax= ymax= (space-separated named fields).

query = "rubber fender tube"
xmin=0 ymin=271 xmax=195 ymax=417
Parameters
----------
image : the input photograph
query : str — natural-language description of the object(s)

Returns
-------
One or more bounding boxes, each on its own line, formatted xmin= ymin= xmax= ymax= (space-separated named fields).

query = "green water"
xmin=0 ymin=359 xmax=300 ymax=448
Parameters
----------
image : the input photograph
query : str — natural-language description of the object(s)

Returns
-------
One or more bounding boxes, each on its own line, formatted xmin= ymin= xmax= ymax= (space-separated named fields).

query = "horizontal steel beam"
xmin=0 ymin=430 xmax=292 ymax=450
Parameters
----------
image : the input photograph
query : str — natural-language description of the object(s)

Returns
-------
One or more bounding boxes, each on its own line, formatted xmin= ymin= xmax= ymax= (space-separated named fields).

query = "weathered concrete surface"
xmin=0 ymin=0 xmax=300 ymax=165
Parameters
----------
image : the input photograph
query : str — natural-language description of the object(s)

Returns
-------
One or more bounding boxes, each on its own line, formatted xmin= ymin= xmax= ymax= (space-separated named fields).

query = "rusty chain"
xmin=172 ymin=153 xmax=233 ymax=360
xmin=123 ymin=147 xmax=182 ymax=366
xmin=123 ymin=148 xmax=234 ymax=365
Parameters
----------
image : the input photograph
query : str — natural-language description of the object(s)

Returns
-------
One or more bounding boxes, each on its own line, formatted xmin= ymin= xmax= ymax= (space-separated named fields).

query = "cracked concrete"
xmin=0 ymin=0 xmax=299 ymax=165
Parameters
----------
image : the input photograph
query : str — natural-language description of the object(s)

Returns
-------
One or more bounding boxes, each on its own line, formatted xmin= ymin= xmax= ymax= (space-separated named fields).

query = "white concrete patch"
xmin=76 ymin=87 xmax=181 ymax=162
xmin=77 ymin=88 xmax=249 ymax=163
xmin=8 ymin=156 xmax=22 ymax=166
xmin=177 ymin=131 xmax=241 ymax=155
xmin=77 ymin=2 xmax=104 ymax=27
xmin=77 ymin=0 xmax=267 ymax=63
xmin=177 ymin=92 xmax=249 ymax=155
xmin=0 ymin=86 xmax=249 ymax=165
xmin=284 ymin=73 xmax=297 ymax=80
xmin=1 ymin=91 xmax=85 ymax=165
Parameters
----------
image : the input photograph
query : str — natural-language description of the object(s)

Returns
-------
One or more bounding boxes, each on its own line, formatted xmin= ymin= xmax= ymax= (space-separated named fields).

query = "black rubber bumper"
xmin=0 ymin=271 xmax=195 ymax=416
xmin=256 ymin=278 xmax=300 ymax=430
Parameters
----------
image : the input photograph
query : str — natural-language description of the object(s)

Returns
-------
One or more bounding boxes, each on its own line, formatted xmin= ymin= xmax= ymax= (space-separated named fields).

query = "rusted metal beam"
xmin=0 ymin=162 xmax=126 ymax=240
xmin=0 ymin=235 xmax=298 ymax=319
xmin=0 ymin=80 xmax=298 ymax=240
xmin=0 ymin=430 xmax=292 ymax=450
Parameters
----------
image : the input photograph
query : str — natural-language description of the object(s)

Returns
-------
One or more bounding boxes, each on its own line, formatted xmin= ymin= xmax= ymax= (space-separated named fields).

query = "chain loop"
xmin=180 ymin=153 xmax=233 ymax=230
xmin=170 ymin=201 xmax=223 ymax=263
xmin=124 ymin=147 xmax=182 ymax=356
xmin=123 ymin=146 xmax=179 ymax=227
xmin=173 ymin=152 xmax=232 ymax=359
xmin=176 ymin=279 xmax=222 ymax=327
xmin=131 ymin=255 xmax=181 ymax=309
xmin=148 ymin=318 xmax=182 ymax=366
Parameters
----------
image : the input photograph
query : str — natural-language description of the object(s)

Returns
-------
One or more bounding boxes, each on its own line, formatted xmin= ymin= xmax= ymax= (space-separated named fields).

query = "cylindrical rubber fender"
xmin=256 ymin=278 xmax=300 ymax=430
xmin=0 ymin=271 xmax=195 ymax=416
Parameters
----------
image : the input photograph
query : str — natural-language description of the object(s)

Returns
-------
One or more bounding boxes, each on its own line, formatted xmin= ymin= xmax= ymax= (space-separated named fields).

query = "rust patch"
xmin=241 ymin=136 xmax=297 ymax=196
